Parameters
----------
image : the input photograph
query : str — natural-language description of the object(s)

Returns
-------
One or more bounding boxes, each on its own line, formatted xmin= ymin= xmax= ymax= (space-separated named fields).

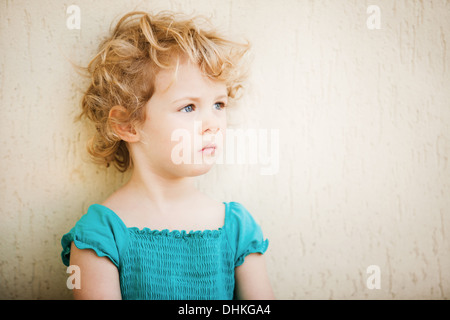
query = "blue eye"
xmin=214 ymin=102 xmax=226 ymax=110
xmin=180 ymin=104 xmax=195 ymax=113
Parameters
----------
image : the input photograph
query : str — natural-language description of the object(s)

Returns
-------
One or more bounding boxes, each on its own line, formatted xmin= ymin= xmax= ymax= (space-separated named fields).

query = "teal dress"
xmin=61 ymin=201 xmax=268 ymax=300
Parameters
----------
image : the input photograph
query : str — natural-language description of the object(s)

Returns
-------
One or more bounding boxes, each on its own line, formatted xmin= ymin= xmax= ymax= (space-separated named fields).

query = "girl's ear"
xmin=108 ymin=105 xmax=140 ymax=143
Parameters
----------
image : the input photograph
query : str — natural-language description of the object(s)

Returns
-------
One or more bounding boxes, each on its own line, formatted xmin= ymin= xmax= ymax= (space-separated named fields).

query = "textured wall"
xmin=0 ymin=0 xmax=449 ymax=299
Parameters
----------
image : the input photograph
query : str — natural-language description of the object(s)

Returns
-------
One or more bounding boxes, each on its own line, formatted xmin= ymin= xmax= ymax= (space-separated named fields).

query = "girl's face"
xmin=133 ymin=58 xmax=228 ymax=178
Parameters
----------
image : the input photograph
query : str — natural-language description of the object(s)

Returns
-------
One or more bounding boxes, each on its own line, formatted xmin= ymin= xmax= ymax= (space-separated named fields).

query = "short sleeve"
xmin=61 ymin=204 xmax=129 ymax=268
xmin=225 ymin=202 xmax=269 ymax=267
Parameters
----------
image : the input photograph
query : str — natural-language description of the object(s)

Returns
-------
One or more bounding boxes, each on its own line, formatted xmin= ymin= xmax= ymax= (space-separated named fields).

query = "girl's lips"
xmin=200 ymin=144 xmax=217 ymax=154
xmin=200 ymin=144 xmax=216 ymax=151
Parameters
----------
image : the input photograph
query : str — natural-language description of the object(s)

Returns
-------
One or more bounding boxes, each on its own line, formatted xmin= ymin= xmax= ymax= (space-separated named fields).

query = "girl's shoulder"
xmin=224 ymin=202 xmax=269 ymax=267
xmin=60 ymin=204 xmax=129 ymax=268
xmin=224 ymin=201 xmax=262 ymax=231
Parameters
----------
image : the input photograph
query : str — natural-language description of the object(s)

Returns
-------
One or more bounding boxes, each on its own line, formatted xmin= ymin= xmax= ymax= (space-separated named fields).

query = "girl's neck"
xmin=124 ymin=165 xmax=200 ymax=212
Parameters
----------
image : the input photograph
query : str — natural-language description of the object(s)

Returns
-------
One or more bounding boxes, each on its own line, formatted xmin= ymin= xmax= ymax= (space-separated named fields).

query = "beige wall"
xmin=1 ymin=0 xmax=449 ymax=299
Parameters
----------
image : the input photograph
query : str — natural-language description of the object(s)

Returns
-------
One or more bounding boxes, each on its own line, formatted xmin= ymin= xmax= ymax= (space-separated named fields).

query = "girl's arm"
xmin=234 ymin=253 xmax=275 ymax=299
xmin=69 ymin=242 xmax=122 ymax=300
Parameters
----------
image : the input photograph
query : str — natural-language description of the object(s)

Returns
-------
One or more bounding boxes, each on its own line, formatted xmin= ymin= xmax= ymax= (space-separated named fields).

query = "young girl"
xmin=61 ymin=11 xmax=273 ymax=300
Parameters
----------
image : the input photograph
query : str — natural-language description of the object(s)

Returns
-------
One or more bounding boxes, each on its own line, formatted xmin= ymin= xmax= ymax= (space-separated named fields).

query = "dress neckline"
xmin=90 ymin=202 xmax=229 ymax=238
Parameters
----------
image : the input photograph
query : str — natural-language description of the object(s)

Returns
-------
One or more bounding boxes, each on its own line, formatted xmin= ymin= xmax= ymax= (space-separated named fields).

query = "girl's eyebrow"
xmin=171 ymin=94 xmax=228 ymax=104
xmin=214 ymin=94 xmax=228 ymax=101
xmin=172 ymin=96 xmax=201 ymax=104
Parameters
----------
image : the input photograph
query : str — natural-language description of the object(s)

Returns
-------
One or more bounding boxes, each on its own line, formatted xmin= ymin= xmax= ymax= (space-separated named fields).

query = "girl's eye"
xmin=214 ymin=102 xmax=226 ymax=110
xmin=180 ymin=104 xmax=195 ymax=113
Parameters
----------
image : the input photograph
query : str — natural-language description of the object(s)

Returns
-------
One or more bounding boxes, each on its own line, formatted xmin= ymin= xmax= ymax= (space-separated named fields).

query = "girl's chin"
xmin=181 ymin=162 xmax=216 ymax=177
xmin=162 ymin=150 xmax=220 ymax=177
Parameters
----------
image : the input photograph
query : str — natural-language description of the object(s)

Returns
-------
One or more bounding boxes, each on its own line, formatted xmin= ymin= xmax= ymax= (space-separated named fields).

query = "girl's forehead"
xmin=154 ymin=61 xmax=227 ymax=99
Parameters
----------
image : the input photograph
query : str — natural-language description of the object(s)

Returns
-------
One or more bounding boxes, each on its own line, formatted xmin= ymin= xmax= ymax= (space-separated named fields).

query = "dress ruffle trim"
xmin=61 ymin=233 xmax=119 ymax=267
xmin=235 ymin=238 xmax=269 ymax=267
xmin=128 ymin=227 xmax=223 ymax=239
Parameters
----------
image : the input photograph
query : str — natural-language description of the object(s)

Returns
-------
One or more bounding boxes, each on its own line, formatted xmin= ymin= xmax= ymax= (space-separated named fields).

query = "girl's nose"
xmin=203 ymin=126 xmax=220 ymax=134
xmin=198 ymin=109 xmax=222 ymax=135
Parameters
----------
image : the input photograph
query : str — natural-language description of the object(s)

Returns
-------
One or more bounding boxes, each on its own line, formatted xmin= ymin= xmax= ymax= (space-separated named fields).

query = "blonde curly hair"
xmin=79 ymin=11 xmax=250 ymax=172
